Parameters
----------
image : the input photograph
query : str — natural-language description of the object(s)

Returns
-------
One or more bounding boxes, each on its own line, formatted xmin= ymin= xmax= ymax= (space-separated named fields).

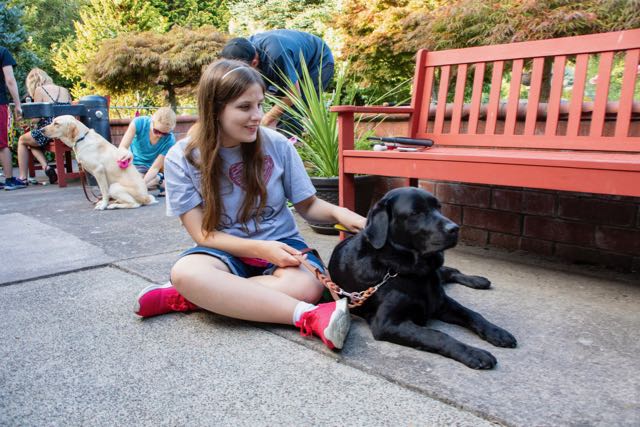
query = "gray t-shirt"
xmin=164 ymin=127 xmax=316 ymax=241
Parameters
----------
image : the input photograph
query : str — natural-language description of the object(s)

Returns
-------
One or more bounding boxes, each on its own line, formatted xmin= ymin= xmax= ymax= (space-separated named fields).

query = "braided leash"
xmin=79 ymin=166 xmax=102 ymax=204
xmin=295 ymin=249 xmax=397 ymax=309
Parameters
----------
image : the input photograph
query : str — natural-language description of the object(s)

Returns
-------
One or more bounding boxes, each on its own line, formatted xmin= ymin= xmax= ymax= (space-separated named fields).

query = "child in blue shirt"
xmin=118 ymin=107 xmax=176 ymax=195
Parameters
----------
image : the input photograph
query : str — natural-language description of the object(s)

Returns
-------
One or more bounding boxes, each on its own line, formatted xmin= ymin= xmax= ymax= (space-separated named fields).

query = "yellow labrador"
xmin=42 ymin=115 xmax=157 ymax=210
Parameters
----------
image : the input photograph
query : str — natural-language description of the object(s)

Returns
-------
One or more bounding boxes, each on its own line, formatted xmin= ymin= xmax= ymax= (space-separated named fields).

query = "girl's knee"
xmin=298 ymin=275 xmax=324 ymax=304
xmin=170 ymin=257 xmax=192 ymax=290
xmin=170 ymin=254 xmax=228 ymax=292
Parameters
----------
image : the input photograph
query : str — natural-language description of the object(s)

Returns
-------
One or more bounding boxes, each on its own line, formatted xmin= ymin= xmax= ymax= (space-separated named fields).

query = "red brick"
xmin=463 ymin=207 xmax=521 ymax=234
xmin=441 ymin=203 xmax=462 ymax=224
xmin=523 ymin=216 xmax=595 ymax=246
xmin=418 ymin=180 xmax=436 ymax=194
xmin=521 ymin=238 xmax=554 ymax=255
xmin=595 ymin=227 xmax=640 ymax=255
xmin=436 ymin=183 xmax=490 ymax=207
xmin=492 ymin=189 xmax=523 ymax=212
xmin=523 ymin=191 xmax=556 ymax=216
xmin=460 ymin=226 xmax=488 ymax=245
xmin=558 ymin=196 xmax=637 ymax=227
xmin=489 ymin=232 xmax=521 ymax=250
xmin=555 ymin=244 xmax=633 ymax=270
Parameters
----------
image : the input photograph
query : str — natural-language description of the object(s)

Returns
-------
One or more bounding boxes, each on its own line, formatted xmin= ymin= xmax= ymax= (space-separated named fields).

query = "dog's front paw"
xmin=484 ymin=326 xmax=517 ymax=348
xmin=457 ymin=274 xmax=491 ymax=289
xmin=94 ymin=200 xmax=108 ymax=210
xmin=458 ymin=346 xmax=497 ymax=370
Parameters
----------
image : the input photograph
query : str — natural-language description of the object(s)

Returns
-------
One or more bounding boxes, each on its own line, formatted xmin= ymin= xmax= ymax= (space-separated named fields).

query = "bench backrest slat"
xmin=486 ymin=60 xmax=504 ymax=135
xmin=544 ymin=55 xmax=567 ymax=137
xmin=567 ymin=53 xmax=589 ymax=137
xmin=591 ymin=51 xmax=614 ymax=137
xmin=524 ymin=57 xmax=545 ymax=135
xmin=411 ymin=29 xmax=640 ymax=152
xmin=616 ymin=49 xmax=640 ymax=137
xmin=451 ymin=63 xmax=467 ymax=134
xmin=505 ymin=59 xmax=524 ymax=135
xmin=468 ymin=62 xmax=485 ymax=134
xmin=434 ymin=65 xmax=450 ymax=133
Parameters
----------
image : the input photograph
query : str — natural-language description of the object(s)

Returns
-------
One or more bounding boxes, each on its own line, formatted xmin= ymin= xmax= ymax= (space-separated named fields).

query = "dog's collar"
xmin=73 ymin=131 xmax=90 ymax=148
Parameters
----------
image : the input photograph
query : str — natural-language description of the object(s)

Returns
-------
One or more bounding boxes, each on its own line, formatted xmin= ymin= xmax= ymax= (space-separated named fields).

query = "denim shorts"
xmin=180 ymin=237 xmax=325 ymax=278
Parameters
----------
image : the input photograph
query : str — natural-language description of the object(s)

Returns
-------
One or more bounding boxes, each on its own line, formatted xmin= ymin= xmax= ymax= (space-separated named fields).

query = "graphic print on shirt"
xmin=227 ymin=155 xmax=277 ymax=229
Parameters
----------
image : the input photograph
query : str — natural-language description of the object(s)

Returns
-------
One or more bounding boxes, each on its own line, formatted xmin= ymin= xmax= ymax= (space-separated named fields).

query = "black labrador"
xmin=328 ymin=187 xmax=517 ymax=369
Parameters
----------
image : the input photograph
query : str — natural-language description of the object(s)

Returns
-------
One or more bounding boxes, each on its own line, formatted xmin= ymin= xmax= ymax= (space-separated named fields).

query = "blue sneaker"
xmin=4 ymin=177 xmax=27 ymax=191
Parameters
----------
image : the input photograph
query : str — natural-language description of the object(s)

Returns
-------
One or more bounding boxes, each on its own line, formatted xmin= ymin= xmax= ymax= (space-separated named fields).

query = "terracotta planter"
xmin=308 ymin=175 xmax=377 ymax=235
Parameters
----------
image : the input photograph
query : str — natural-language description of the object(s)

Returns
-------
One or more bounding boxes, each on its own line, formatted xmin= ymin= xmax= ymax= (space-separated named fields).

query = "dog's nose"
xmin=444 ymin=222 xmax=459 ymax=234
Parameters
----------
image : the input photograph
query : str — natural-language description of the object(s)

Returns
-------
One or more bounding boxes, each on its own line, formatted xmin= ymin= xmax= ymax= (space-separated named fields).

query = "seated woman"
xmin=117 ymin=107 xmax=176 ymax=196
xmin=6 ymin=68 xmax=71 ymax=190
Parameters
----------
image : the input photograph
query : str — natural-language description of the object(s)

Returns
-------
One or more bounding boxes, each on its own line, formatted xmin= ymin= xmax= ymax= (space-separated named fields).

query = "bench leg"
xmin=54 ymin=141 xmax=67 ymax=187
xmin=339 ymin=173 xmax=356 ymax=212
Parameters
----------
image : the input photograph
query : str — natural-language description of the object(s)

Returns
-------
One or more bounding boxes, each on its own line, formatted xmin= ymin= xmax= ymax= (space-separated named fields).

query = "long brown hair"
xmin=185 ymin=59 xmax=267 ymax=236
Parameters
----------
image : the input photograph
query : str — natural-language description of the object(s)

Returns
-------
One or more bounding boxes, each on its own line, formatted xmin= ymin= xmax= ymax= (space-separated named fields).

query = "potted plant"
xmin=269 ymin=60 xmax=401 ymax=234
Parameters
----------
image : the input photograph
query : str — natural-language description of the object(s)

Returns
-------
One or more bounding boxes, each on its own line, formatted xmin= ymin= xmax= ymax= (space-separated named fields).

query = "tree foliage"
xmin=85 ymin=26 xmax=227 ymax=108
xmin=0 ymin=1 xmax=41 ymax=96
xmin=14 ymin=0 xmax=84 ymax=87
xmin=334 ymin=0 xmax=640 ymax=103
xmin=148 ymin=0 xmax=230 ymax=30
xmin=53 ymin=0 xmax=169 ymax=98
xmin=227 ymin=0 xmax=336 ymax=37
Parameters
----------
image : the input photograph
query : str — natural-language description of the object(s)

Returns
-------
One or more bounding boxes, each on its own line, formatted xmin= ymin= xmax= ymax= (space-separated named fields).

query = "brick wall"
xmin=374 ymin=177 xmax=640 ymax=272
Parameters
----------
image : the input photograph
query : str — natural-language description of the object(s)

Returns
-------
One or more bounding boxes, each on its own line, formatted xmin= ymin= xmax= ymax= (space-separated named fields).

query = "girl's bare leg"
xmin=171 ymin=254 xmax=323 ymax=325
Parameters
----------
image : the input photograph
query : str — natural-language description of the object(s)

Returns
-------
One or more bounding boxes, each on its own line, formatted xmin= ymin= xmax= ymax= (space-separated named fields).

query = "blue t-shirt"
xmin=131 ymin=116 xmax=175 ymax=169
xmin=0 ymin=47 xmax=17 ymax=105
xmin=249 ymin=30 xmax=333 ymax=97
xmin=164 ymin=127 xmax=316 ymax=242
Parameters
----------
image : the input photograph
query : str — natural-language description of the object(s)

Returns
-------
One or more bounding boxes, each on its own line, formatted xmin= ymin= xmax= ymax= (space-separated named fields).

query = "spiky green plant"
xmin=268 ymin=58 xmax=409 ymax=177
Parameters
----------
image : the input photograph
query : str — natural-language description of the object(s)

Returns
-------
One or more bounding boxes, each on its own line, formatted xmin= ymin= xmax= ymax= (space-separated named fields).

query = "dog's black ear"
xmin=364 ymin=202 xmax=389 ymax=249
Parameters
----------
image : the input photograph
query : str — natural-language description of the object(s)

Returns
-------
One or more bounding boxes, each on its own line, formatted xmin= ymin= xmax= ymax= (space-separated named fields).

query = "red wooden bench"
xmin=332 ymin=29 xmax=640 ymax=213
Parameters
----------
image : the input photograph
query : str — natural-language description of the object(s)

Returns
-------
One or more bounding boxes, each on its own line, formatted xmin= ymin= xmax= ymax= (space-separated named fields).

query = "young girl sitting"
xmin=134 ymin=59 xmax=366 ymax=350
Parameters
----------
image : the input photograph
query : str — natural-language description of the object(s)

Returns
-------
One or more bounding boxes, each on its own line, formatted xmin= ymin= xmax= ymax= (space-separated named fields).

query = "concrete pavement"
xmin=1 ymin=177 xmax=639 ymax=426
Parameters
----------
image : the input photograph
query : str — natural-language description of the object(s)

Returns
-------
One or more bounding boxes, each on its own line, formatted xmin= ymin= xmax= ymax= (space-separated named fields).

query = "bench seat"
xmin=343 ymin=148 xmax=640 ymax=196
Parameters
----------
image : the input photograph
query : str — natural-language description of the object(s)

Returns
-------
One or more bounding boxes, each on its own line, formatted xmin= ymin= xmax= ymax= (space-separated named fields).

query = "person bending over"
xmin=221 ymin=29 xmax=334 ymax=133
xmin=134 ymin=60 xmax=365 ymax=350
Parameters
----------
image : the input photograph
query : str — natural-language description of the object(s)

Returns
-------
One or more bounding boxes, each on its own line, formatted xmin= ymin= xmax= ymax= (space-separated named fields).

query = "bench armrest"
xmin=333 ymin=105 xmax=414 ymax=153
xmin=330 ymin=105 xmax=414 ymax=114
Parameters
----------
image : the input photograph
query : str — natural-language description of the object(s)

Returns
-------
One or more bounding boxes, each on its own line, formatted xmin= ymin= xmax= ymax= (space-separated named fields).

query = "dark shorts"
xmin=30 ymin=117 xmax=53 ymax=147
xmin=0 ymin=105 xmax=8 ymax=149
xmin=180 ymin=237 xmax=325 ymax=278
xmin=135 ymin=164 xmax=149 ymax=175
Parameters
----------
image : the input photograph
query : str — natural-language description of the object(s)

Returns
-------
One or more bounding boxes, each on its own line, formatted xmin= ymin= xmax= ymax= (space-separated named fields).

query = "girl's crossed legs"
xmin=134 ymin=243 xmax=350 ymax=350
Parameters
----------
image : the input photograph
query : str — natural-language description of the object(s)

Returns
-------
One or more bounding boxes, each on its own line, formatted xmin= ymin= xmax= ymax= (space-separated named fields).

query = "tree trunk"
xmin=165 ymin=86 xmax=177 ymax=111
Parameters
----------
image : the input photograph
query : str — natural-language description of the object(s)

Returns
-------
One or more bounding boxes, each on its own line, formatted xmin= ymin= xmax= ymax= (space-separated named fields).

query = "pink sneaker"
xmin=134 ymin=282 xmax=199 ymax=318
xmin=295 ymin=298 xmax=351 ymax=350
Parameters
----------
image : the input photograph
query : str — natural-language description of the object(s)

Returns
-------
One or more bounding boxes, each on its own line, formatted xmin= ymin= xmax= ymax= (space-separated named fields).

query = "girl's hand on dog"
xmin=256 ymin=240 xmax=302 ymax=268
xmin=334 ymin=207 xmax=366 ymax=233
xmin=117 ymin=148 xmax=133 ymax=163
